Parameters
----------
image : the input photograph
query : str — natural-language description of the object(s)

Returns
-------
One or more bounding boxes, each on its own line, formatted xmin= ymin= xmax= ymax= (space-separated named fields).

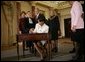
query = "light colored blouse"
xmin=33 ymin=23 xmax=49 ymax=45
xmin=70 ymin=1 xmax=84 ymax=30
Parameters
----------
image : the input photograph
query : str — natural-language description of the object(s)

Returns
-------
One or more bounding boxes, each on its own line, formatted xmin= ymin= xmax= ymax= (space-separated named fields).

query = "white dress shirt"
xmin=29 ymin=18 xmax=33 ymax=24
xmin=36 ymin=13 xmax=39 ymax=19
xmin=33 ymin=23 xmax=49 ymax=33
xmin=33 ymin=23 xmax=49 ymax=45
xmin=70 ymin=1 xmax=84 ymax=30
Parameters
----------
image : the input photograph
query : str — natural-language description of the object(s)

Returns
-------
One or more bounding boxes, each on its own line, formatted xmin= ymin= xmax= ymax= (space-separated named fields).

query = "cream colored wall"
xmin=59 ymin=8 xmax=71 ymax=37
xmin=20 ymin=1 xmax=32 ymax=12
xmin=1 ymin=2 xmax=18 ymax=46
xmin=12 ymin=2 xmax=18 ymax=44
xmin=1 ymin=7 xmax=9 ymax=45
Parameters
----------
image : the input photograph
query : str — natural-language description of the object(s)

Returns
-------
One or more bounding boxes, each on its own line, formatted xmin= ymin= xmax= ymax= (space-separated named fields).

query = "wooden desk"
xmin=16 ymin=33 xmax=51 ymax=60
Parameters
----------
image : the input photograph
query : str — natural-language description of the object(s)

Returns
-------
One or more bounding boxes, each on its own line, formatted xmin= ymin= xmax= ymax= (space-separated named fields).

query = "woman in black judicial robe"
xmin=47 ymin=14 xmax=60 ymax=52
xmin=48 ymin=15 xmax=60 ymax=40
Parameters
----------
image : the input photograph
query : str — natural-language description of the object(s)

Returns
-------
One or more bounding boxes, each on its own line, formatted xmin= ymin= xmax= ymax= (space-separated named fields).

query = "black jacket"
xmin=24 ymin=17 xmax=36 ymax=33
xmin=48 ymin=15 xmax=60 ymax=33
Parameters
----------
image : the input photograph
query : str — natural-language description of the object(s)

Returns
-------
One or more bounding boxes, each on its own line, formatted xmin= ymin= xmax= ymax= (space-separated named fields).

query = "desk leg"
xmin=17 ymin=41 xmax=19 ymax=60
xmin=50 ymin=43 xmax=52 ymax=59
xmin=48 ymin=40 xmax=50 ymax=60
xmin=23 ymin=41 xmax=25 ymax=57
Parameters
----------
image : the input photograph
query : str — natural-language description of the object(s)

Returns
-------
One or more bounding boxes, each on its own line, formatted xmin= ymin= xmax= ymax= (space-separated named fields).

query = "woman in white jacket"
xmin=30 ymin=14 xmax=49 ymax=61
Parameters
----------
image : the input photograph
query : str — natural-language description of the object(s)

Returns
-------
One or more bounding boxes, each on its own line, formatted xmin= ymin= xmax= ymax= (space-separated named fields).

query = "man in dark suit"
xmin=24 ymin=11 xmax=35 ymax=53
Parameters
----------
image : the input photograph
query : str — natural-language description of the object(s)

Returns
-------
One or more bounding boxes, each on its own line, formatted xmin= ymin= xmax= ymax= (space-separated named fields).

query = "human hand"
xmin=29 ymin=28 xmax=34 ymax=33
xmin=71 ymin=26 xmax=76 ymax=32
xmin=19 ymin=31 xmax=22 ymax=34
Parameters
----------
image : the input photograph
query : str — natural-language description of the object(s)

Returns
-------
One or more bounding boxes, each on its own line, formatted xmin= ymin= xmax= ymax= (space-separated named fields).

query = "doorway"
xmin=64 ymin=18 xmax=71 ymax=38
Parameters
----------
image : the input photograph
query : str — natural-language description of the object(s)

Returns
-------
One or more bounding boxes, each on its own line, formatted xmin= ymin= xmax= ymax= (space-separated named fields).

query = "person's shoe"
xmin=69 ymin=48 xmax=75 ymax=53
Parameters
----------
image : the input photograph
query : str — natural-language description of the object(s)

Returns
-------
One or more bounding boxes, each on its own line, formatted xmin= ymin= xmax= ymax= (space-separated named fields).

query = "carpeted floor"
xmin=1 ymin=38 xmax=75 ymax=61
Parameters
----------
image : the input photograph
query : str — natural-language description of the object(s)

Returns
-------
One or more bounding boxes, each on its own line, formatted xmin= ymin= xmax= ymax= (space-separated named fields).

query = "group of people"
xmin=19 ymin=8 xmax=60 ymax=61
xmin=18 ymin=1 xmax=84 ymax=61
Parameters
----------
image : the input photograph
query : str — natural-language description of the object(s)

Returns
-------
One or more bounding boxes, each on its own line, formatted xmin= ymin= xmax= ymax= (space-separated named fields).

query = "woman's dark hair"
xmin=37 ymin=14 xmax=46 ymax=22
